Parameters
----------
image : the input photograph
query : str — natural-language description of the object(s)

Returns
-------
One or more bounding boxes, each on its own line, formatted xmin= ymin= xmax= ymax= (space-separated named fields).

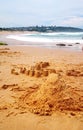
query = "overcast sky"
xmin=0 ymin=0 xmax=83 ymax=28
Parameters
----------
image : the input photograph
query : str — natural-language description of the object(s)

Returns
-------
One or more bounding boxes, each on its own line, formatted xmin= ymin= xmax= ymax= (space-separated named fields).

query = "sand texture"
xmin=0 ymin=45 xmax=83 ymax=130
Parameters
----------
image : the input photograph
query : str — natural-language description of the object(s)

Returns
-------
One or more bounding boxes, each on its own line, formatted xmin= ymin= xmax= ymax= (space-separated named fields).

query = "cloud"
xmin=0 ymin=0 xmax=83 ymax=27
xmin=61 ymin=16 xmax=83 ymax=27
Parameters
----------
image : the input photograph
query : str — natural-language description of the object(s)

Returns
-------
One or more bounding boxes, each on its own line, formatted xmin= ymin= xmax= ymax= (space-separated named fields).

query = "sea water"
xmin=7 ymin=32 xmax=83 ymax=50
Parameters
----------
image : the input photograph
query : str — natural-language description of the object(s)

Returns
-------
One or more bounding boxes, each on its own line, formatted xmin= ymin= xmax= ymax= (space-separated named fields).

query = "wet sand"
xmin=0 ymin=32 xmax=83 ymax=130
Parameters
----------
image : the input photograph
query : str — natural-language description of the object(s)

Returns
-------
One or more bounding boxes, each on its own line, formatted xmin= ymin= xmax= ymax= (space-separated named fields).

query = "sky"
xmin=0 ymin=0 xmax=83 ymax=28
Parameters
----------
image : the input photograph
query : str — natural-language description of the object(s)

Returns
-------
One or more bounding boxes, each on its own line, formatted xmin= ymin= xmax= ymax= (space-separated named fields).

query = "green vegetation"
xmin=0 ymin=26 xmax=83 ymax=32
xmin=0 ymin=42 xmax=8 ymax=45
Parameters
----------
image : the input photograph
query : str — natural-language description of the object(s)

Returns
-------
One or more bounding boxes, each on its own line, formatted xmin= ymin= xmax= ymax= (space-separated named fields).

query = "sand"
xmin=0 ymin=32 xmax=83 ymax=130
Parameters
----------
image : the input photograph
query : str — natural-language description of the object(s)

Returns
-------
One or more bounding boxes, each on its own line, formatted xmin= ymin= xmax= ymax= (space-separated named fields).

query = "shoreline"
xmin=0 ymin=31 xmax=83 ymax=52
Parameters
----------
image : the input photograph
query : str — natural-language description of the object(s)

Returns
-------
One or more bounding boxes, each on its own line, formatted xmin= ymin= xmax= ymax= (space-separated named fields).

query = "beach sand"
xmin=0 ymin=32 xmax=83 ymax=130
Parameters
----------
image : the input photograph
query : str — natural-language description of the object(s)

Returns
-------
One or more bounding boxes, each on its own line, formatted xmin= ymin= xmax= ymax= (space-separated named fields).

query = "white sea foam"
xmin=41 ymin=32 xmax=83 ymax=36
xmin=7 ymin=33 xmax=83 ymax=44
xmin=6 ymin=32 xmax=83 ymax=51
xmin=7 ymin=35 xmax=52 ymax=42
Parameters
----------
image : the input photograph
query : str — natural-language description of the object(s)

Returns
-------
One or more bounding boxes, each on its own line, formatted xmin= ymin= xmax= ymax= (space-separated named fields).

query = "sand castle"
xmin=15 ymin=62 xmax=83 ymax=116
xmin=11 ymin=68 xmax=19 ymax=75
xmin=66 ymin=69 xmax=83 ymax=76
xmin=11 ymin=62 xmax=57 ymax=77
xmin=18 ymin=71 xmax=83 ymax=116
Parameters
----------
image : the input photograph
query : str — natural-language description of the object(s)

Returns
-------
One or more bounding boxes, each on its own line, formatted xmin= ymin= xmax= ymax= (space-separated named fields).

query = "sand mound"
xmin=19 ymin=73 xmax=83 ymax=116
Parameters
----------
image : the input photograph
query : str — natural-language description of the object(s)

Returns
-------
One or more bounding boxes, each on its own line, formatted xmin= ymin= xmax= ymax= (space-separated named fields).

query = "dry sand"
xmin=0 ymin=33 xmax=83 ymax=130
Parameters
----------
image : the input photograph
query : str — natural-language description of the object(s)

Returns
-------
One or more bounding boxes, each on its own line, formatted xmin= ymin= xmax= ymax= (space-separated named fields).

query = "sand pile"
xmin=19 ymin=72 xmax=83 ymax=116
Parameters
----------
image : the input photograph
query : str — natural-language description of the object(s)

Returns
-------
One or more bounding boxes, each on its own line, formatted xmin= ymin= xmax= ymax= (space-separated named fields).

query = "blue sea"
xmin=7 ymin=32 xmax=83 ymax=51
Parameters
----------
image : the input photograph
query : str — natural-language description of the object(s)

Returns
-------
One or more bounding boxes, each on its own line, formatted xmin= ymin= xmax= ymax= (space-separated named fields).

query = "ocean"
xmin=7 ymin=32 xmax=83 ymax=51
